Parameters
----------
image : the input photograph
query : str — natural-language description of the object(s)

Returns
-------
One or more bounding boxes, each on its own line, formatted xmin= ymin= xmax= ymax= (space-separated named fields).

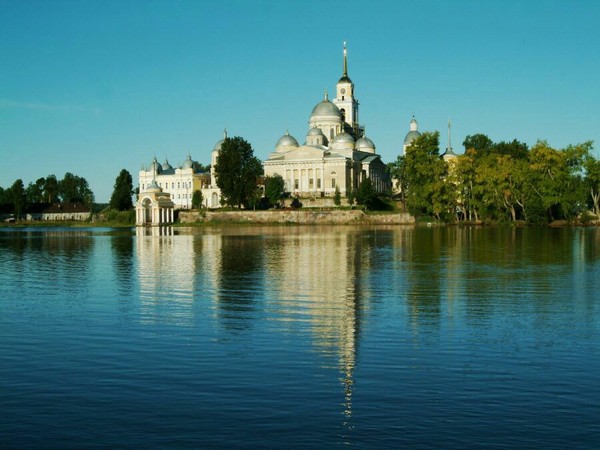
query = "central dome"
xmin=310 ymin=92 xmax=342 ymax=120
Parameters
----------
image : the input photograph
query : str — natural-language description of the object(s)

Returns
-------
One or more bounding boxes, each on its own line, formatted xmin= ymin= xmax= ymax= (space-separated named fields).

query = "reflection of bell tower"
xmin=333 ymin=42 xmax=360 ymax=136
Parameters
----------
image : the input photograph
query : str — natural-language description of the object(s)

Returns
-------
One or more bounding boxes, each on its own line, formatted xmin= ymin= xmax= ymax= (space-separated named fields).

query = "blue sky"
xmin=1 ymin=0 xmax=599 ymax=202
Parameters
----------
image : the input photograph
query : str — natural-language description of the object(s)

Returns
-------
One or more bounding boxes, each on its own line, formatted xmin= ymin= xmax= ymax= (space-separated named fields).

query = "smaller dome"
xmin=149 ymin=157 xmax=162 ymax=174
xmin=307 ymin=127 xmax=324 ymax=137
xmin=162 ymin=159 xmax=173 ymax=171
xmin=338 ymin=75 xmax=352 ymax=84
xmin=213 ymin=129 xmax=228 ymax=153
xmin=275 ymin=131 xmax=299 ymax=150
xmin=332 ymin=131 xmax=355 ymax=145
xmin=404 ymin=130 xmax=421 ymax=146
xmin=356 ymin=136 xmax=376 ymax=152
xmin=181 ymin=155 xmax=194 ymax=170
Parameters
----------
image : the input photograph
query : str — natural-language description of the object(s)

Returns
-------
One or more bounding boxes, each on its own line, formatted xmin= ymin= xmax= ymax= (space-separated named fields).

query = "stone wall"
xmin=179 ymin=209 xmax=415 ymax=225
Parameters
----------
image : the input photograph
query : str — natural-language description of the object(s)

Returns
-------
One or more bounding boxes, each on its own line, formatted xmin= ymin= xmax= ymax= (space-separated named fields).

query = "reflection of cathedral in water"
xmin=262 ymin=229 xmax=371 ymax=424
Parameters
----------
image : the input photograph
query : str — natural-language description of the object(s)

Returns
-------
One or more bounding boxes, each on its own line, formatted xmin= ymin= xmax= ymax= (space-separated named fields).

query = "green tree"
xmin=356 ymin=178 xmax=376 ymax=209
xmin=264 ymin=174 xmax=285 ymax=207
xmin=59 ymin=172 xmax=94 ymax=205
xmin=109 ymin=169 xmax=134 ymax=211
xmin=463 ymin=133 xmax=493 ymax=154
xmin=528 ymin=140 xmax=588 ymax=222
xmin=26 ymin=177 xmax=46 ymax=203
xmin=214 ymin=136 xmax=263 ymax=209
xmin=333 ymin=185 xmax=341 ymax=206
xmin=347 ymin=185 xmax=355 ymax=207
xmin=10 ymin=179 xmax=27 ymax=219
xmin=388 ymin=155 xmax=407 ymax=209
xmin=192 ymin=189 xmax=204 ymax=209
xmin=44 ymin=174 xmax=58 ymax=203
xmin=584 ymin=151 xmax=600 ymax=216
xmin=403 ymin=131 xmax=450 ymax=219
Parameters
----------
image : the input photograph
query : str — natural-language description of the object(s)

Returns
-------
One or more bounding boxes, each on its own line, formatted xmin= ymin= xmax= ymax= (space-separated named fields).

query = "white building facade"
xmin=138 ymin=132 xmax=227 ymax=209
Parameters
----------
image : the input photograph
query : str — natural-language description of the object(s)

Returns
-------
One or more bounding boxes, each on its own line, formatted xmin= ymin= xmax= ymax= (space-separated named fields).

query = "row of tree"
xmin=389 ymin=132 xmax=599 ymax=223
xmin=0 ymin=173 xmax=95 ymax=218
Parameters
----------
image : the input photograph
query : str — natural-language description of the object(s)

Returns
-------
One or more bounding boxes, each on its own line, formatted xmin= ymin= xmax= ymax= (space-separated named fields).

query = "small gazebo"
xmin=135 ymin=180 xmax=175 ymax=226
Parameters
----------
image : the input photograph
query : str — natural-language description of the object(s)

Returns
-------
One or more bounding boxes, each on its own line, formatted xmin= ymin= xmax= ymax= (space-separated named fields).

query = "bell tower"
xmin=333 ymin=42 xmax=360 ymax=136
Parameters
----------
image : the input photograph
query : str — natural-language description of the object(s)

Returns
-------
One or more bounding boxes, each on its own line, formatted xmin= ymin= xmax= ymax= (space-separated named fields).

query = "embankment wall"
xmin=179 ymin=210 xmax=415 ymax=225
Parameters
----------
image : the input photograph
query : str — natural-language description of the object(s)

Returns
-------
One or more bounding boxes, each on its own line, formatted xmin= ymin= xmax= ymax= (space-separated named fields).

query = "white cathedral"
xmin=263 ymin=44 xmax=391 ymax=197
xmin=136 ymin=44 xmax=434 ymax=224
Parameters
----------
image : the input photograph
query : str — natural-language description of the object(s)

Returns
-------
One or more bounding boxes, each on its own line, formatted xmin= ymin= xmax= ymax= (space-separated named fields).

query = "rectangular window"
xmin=178 ymin=182 xmax=180 ymax=189
xmin=331 ymin=179 xmax=336 ymax=188
xmin=317 ymin=179 xmax=321 ymax=189
xmin=309 ymin=178 xmax=313 ymax=187
xmin=294 ymin=180 xmax=299 ymax=190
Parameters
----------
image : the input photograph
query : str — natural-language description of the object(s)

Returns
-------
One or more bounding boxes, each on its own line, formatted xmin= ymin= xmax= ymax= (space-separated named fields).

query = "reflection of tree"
xmin=405 ymin=228 xmax=443 ymax=331
xmin=111 ymin=234 xmax=134 ymax=297
xmin=216 ymin=235 xmax=265 ymax=331
xmin=1 ymin=230 xmax=94 ymax=301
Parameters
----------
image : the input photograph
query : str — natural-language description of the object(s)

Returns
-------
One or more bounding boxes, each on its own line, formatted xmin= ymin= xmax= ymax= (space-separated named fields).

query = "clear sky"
xmin=1 ymin=0 xmax=599 ymax=202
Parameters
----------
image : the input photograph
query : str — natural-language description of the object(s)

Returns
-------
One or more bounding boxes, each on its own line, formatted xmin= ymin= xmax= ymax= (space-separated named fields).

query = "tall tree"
xmin=333 ymin=185 xmax=341 ymax=206
xmin=264 ymin=174 xmax=285 ymax=207
xmin=214 ymin=137 xmax=262 ymax=209
xmin=528 ymin=140 xmax=587 ymax=221
xmin=463 ymin=134 xmax=493 ymax=154
xmin=10 ymin=179 xmax=27 ymax=219
xmin=26 ymin=177 xmax=46 ymax=203
xmin=109 ymin=169 xmax=134 ymax=211
xmin=584 ymin=152 xmax=600 ymax=217
xmin=192 ymin=189 xmax=204 ymax=209
xmin=403 ymin=131 xmax=450 ymax=219
xmin=356 ymin=178 xmax=376 ymax=209
xmin=388 ymin=155 xmax=408 ymax=209
xmin=58 ymin=172 xmax=94 ymax=207
xmin=44 ymin=174 xmax=58 ymax=203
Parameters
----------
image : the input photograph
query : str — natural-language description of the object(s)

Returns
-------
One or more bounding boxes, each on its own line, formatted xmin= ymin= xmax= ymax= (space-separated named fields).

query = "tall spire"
xmin=343 ymin=41 xmax=348 ymax=77
xmin=445 ymin=119 xmax=457 ymax=156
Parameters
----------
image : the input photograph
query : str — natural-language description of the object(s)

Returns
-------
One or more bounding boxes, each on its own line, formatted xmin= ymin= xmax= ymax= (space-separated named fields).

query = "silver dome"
xmin=275 ymin=131 xmax=299 ymax=149
xmin=213 ymin=139 xmax=224 ymax=152
xmin=162 ymin=159 xmax=173 ymax=171
xmin=332 ymin=131 xmax=355 ymax=144
xmin=404 ymin=130 xmax=421 ymax=145
xmin=356 ymin=136 xmax=376 ymax=151
xmin=307 ymin=127 xmax=324 ymax=137
xmin=310 ymin=99 xmax=342 ymax=119
xmin=149 ymin=157 xmax=162 ymax=174
xmin=181 ymin=155 xmax=194 ymax=170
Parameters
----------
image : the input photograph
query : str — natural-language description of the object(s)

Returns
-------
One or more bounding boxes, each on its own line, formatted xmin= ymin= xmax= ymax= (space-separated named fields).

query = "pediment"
xmin=282 ymin=145 xmax=326 ymax=161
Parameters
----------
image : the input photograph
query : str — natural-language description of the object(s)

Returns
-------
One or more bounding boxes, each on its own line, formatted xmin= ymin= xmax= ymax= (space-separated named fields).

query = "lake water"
xmin=1 ymin=225 xmax=600 ymax=448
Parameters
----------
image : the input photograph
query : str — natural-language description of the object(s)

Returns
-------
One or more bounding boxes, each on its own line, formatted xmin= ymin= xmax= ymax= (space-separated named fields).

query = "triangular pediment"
xmin=281 ymin=145 xmax=326 ymax=161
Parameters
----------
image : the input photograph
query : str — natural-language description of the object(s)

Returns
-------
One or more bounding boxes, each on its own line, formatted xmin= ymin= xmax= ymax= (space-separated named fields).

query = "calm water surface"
xmin=1 ymin=226 xmax=599 ymax=448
